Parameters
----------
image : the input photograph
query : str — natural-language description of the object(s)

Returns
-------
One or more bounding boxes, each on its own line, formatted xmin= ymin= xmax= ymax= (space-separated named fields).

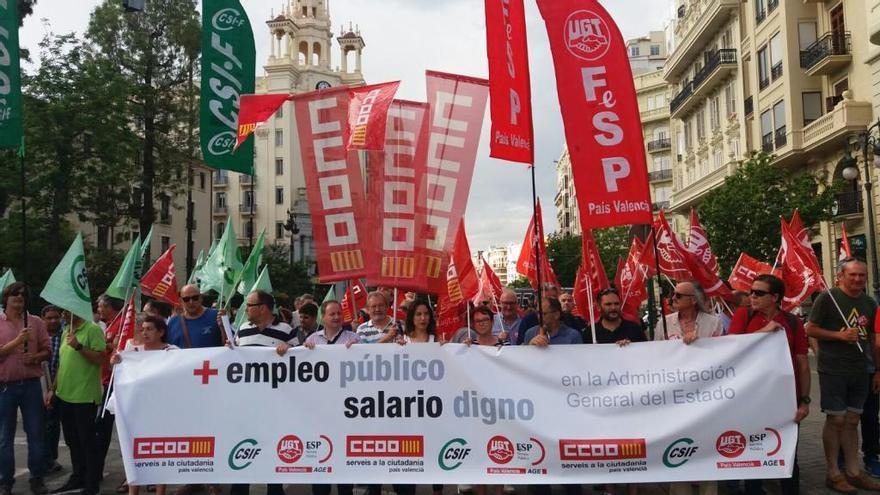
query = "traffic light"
xmin=123 ymin=0 xmax=145 ymax=11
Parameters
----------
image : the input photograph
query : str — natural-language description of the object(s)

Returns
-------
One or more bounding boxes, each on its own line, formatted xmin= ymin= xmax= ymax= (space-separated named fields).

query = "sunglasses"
xmin=672 ymin=292 xmax=695 ymax=299
xmin=749 ymin=289 xmax=772 ymax=297
xmin=181 ymin=295 xmax=201 ymax=303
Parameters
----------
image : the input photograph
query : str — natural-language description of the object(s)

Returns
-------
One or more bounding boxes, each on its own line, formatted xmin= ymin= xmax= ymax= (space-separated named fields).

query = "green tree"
xmin=593 ymin=227 xmax=631 ymax=284
xmin=699 ymin=151 xmax=837 ymax=274
xmin=87 ymin=0 xmax=200 ymax=237
xmin=262 ymin=243 xmax=316 ymax=307
xmin=507 ymin=276 xmax=531 ymax=289
xmin=546 ymin=233 xmax=580 ymax=287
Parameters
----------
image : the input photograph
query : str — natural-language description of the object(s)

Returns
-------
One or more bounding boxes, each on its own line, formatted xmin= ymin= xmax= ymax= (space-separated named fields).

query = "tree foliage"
xmin=262 ymin=243 xmax=317 ymax=308
xmin=698 ymin=151 xmax=838 ymax=275
xmin=546 ymin=227 xmax=631 ymax=288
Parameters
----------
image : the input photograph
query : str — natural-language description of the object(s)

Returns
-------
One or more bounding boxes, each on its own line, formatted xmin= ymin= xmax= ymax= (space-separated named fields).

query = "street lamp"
xmin=283 ymin=209 xmax=300 ymax=266
xmin=839 ymin=119 xmax=880 ymax=302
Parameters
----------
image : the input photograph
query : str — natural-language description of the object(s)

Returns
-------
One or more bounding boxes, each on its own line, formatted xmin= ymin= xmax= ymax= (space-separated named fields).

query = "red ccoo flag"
xmin=140 ymin=245 xmax=180 ymax=306
xmin=346 ymin=81 xmax=401 ymax=151
xmin=840 ymin=224 xmax=853 ymax=261
xmin=106 ymin=295 xmax=138 ymax=352
xmin=686 ymin=208 xmax=720 ymax=275
xmin=341 ymin=279 xmax=368 ymax=324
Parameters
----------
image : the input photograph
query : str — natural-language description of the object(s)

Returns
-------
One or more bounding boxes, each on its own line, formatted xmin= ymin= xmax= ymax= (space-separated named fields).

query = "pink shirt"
xmin=0 ymin=312 xmax=49 ymax=382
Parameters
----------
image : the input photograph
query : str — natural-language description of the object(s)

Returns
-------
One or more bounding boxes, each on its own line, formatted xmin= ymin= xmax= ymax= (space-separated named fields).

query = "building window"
xmin=760 ymin=110 xmax=773 ymax=152
xmin=773 ymin=100 xmax=786 ymax=148
xmin=276 ymin=187 xmax=284 ymax=205
xmin=695 ymin=110 xmax=706 ymax=140
xmin=802 ymin=92 xmax=823 ymax=126
xmin=245 ymin=220 xmax=254 ymax=239
xmin=758 ymin=46 xmax=770 ymax=90
xmin=199 ymin=172 xmax=206 ymax=190
xmin=160 ymin=196 xmax=171 ymax=223
xmin=755 ymin=0 xmax=767 ymax=23
xmin=160 ymin=236 xmax=170 ymax=254
xmin=683 ymin=121 xmax=692 ymax=148
xmin=709 ymin=97 xmax=721 ymax=131
xmin=275 ymin=158 xmax=283 ymax=175
xmin=798 ymin=22 xmax=817 ymax=50
xmin=731 ymin=137 xmax=740 ymax=160
xmin=276 ymin=222 xmax=285 ymax=239
xmin=275 ymin=130 xmax=283 ymax=147
xmin=713 ymin=150 xmax=723 ymax=169
xmin=216 ymin=191 xmax=226 ymax=208
xmin=215 ymin=222 xmax=224 ymax=239
xmin=243 ymin=190 xmax=254 ymax=208
xmin=275 ymin=105 xmax=283 ymax=119
xmin=650 ymin=45 xmax=660 ymax=56
xmin=769 ymin=33 xmax=783 ymax=81
xmin=630 ymin=46 xmax=640 ymax=57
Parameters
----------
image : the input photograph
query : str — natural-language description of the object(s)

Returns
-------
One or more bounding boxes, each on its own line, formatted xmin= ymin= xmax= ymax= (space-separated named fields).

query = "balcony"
xmin=157 ymin=213 xmax=171 ymax=225
xmin=670 ymin=49 xmax=738 ymax=118
xmin=744 ymin=96 xmax=754 ymax=117
xmin=665 ymin=0 xmax=745 ymax=82
xmin=755 ymin=9 xmax=766 ymax=25
xmin=239 ymin=203 xmax=257 ymax=215
xmin=800 ymin=32 xmax=851 ymax=76
xmin=761 ymin=133 xmax=774 ymax=153
xmin=213 ymin=174 xmax=228 ymax=186
xmin=240 ymin=175 xmax=257 ymax=185
xmin=801 ymin=95 xmax=872 ymax=154
xmin=767 ymin=0 xmax=779 ymax=12
xmin=212 ymin=204 xmax=228 ymax=216
xmin=649 ymin=169 xmax=673 ymax=182
xmin=833 ymin=190 xmax=863 ymax=217
xmin=652 ymin=201 xmax=670 ymax=211
xmin=774 ymin=127 xmax=787 ymax=149
xmin=640 ymin=107 xmax=669 ymax=123
xmin=771 ymin=62 xmax=783 ymax=82
xmin=647 ymin=138 xmax=672 ymax=153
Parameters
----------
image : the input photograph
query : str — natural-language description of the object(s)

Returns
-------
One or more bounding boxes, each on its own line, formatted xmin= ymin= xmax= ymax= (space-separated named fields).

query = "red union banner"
xmin=485 ymin=0 xmax=534 ymax=164
xmin=536 ymin=1 xmax=652 ymax=229
xmin=415 ymin=71 xmax=489 ymax=294
xmin=366 ymin=99 xmax=431 ymax=291
xmin=293 ymin=86 xmax=370 ymax=283
xmin=140 ymin=245 xmax=180 ymax=306
xmin=346 ymin=81 xmax=401 ymax=151
xmin=234 ymin=94 xmax=291 ymax=152
xmin=728 ymin=253 xmax=774 ymax=292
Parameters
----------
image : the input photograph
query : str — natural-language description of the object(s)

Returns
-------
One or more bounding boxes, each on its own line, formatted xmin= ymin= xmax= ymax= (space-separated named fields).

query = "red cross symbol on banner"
xmin=193 ymin=360 xmax=218 ymax=385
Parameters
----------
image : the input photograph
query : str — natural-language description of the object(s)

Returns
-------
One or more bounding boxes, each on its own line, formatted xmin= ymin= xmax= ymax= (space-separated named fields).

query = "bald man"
xmin=166 ymin=284 xmax=223 ymax=349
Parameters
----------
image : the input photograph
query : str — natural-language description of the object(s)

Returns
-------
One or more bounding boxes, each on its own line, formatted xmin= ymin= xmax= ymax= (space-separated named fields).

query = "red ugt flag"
xmin=780 ymin=219 xmax=824 ymax=310
xmin=140 ymin=245 xmax=180 ymax=306
xmin=653 ymin=211 xmax=692 ymax=281
xmin=485 ymin=0 xmax=534 ymax=164
xmin=536 ymin=0 xmax=652 ymax=229
xmin=686 ymin=209 xmax=720 ymax=275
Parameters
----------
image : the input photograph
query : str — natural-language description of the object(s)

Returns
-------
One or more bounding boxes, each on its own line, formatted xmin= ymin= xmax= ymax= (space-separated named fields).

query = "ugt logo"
xmin=564 ymin=10 xmax=611 ymax=61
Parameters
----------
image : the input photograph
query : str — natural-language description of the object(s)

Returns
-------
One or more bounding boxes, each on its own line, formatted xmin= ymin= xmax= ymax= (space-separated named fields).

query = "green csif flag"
xmin=0 ymin=269 xmax=15 ymax=310
xmin=106 ymin=236 xmax=141 ymax=300
xmin=317 ymin=285 xmax=336 ymax=327
xmin=188 ymin=249 xmax=206 ymax=286
xmin=235 ymin=229 xmax=265 ymax=296
xmin=41 ymin=233 xmax=93 ymax=323
xmin=200 ymin=0 xmax=255 ymax=174
xmin=0 ymin=0 xmax=22 ymax=149
xmin=201 ymin=217 xmax=243 ymax=301
xmin=233 ymin=265 xmax=273 ymax=330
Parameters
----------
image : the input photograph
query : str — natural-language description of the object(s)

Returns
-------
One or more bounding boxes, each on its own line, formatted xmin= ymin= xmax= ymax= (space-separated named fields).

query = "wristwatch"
xmin=798 ymin=396 xmax=811 ymax=405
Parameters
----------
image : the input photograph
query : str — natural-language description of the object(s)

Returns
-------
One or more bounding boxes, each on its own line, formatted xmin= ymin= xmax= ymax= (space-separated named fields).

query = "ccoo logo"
xmin=438 ymin=438 xmax=471 ymax=471
xmin=563 ymin=10 xmax=611 ymax=61
xmin=487 ymin=435 xmax=514 ymax=465
xmin=663 ymin=438 xmax=699 ymax=468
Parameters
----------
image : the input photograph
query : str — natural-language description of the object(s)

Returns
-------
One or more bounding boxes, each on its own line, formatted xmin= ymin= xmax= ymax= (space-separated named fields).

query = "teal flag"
xmin=201 ymin=217 xmax=243 ymax=301
xmin=106 ymin=237 xmax=141 ymax=299
xmin=0 ymin=0 xmax=22 ymax=148
xmin=317 ymin=285 xmax=336 ymax=327
xmin=0 ymin=269 xmax=15 ymax=310
xmin=200 ymin=0 xmax=255 ymax=174
xmin=233 ymin=265 xmax=273 ymax=330
xmin=41 ymin=233 xmax=93 ymax=323
xmin=188 ymin=249 xmax=206 ymax=286
xmin=235 ymin=229 xmax=265 ymax=296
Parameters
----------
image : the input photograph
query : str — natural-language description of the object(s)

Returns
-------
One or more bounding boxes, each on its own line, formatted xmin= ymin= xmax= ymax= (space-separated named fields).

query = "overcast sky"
xmin=21 ymin=0 xmax=673 ymax=252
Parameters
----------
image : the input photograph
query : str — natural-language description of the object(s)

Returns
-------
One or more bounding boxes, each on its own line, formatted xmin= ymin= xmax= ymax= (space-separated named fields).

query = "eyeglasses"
xmin=749 ymin=289 xmax=772 ymax=297
xmin=181 ymin=295 xmax=201 ymax=303
xmin=8 ymin=289 xmax=24 ymax=297
xmin=672 ymin=292 xmax=695 ymax=299
xmin=473 ymin=318 xmax=492 ymax=324
xmin=247 ymin=302 xmax=266 ymax=308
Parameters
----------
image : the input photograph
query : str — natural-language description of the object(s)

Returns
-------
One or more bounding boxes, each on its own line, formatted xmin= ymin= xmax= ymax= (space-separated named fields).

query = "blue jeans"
xmin=0 ymin=378 xmax=46 ymax=485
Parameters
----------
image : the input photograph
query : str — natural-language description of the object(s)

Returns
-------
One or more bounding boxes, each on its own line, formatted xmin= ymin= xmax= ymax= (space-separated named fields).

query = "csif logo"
xmin=487 ymin=435 xmax=514 ymax=465
xmin=207 ymin=131 xmax=236 ymax=157
xmin=229 ymin=439 xmax=261 ymax=470
xmin=663 ymin=438 xmax=699 ymax=468
xmin=212 ymin=8 xmax=246 ymax=31
xmin=438 ymin=438 xmax=471 ymax=471
xmin=563 ymin=10 xmax=611 ymax=62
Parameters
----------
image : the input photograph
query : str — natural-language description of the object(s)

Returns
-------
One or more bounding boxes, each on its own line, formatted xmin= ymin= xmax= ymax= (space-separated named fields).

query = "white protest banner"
xmin=114 ymin=333 xmax=797 ymax=484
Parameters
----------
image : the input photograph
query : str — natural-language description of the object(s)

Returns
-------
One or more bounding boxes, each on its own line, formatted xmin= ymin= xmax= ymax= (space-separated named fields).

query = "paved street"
xmin=2 ymin=354 xmax=847 ymax=495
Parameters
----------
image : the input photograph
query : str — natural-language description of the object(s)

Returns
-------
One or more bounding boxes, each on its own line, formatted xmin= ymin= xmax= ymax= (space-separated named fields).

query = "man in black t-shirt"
xmin=587 ymin=288 xmax=646 ymax=345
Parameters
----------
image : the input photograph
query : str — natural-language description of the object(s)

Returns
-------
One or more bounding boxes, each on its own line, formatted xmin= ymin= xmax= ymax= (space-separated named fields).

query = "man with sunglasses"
xmin=167 ymin=285 xmax=223 ymax=350
xmin=806 ymin=257 xmax=880 ymax=493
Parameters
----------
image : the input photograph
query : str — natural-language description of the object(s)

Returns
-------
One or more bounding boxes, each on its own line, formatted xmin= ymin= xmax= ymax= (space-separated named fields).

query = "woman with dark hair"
xmin=728 ymin=273 xmax=809 ymax=495
xmin=453 ymin=306 xmax=502 ymax=346
xmin=402 ymin=299 xmax=439 ymax=343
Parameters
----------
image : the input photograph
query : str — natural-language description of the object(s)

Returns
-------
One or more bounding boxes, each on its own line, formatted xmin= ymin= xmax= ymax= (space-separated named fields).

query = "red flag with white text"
xmin=536 ymin=0 xmax=652 ymax=229
xmin=436 ymin=293 xmax=466 ymax=341
xmin=293 ymin=86 xmax=371 ymax=282
xmin=686 ymin=209 xmax=720 ymax=275
xmin=572 ymin=263 xmax=595 ymax=321
xmin=780 ymin=219 xmax=824 ymax=311
xmin=415 ymin=71 xmax=489 ymax=294
xmin=106 ymin=295 xmax=138 ymax=352
xmin=140 ymin=245 xmax=180 ymax=306
xmin=653 ymin=211 xmax=692 ymax=281
xmin=728 ymin=253 xmax=774 ymax=292
xmin=452 ymin=221 xmax=480 ymax=301
xmin=485 ymin=0 xmax=534 ymax=164
xmin=840 ymin=224 xmax=853 ymax=261
xmin=234 ymin=94 xmax=292 ymax=152
xmin=582 ymin=230 xmax=609 ymax=293
xmin=472 ymin=257 xmax=503 ymax=310
xmin=346 ymin=81 xmax=401 ymax=151
xmin=341 ymin=279 xmax=368 ymax=324
xmin=515 ymin=200 xmax=560 ymax=290
xmin=365 ymin=100 xmax=431 ymax=291
xmin=789 ymin=209 xmax=822 ymax=272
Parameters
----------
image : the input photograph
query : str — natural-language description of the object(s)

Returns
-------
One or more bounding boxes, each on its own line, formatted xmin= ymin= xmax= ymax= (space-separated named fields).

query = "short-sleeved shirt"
xmin=55 ymin=321 xmax=105 ymax=405
xmin=587 ymin=319 xmax=647 ymax=344
xmin=236 ymin=321 xmax=299 ymax=347
xmin=0 ymin=312 xmax=50 ymax=382
xmin=809 ymin=288 xmax=877 ymax=375
xmin=356 ymin=319 xmax=398 ymax=344
xmin=167 ymin=308 xmax=222 ymax=349
xmin=305 ymin=329 xmax=360 ymax=346
xmin=730 ymin=307 xmax=808 ymax=397
xmin=522 ymin=324 xmax=583 ymax=345
xmin=492 ymin=316 xmax=522 ymax=342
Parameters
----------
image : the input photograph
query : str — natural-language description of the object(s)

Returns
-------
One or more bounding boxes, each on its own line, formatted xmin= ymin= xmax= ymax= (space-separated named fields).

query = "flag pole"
xmin=651 ymin=226 xmax=669 ymax=339
xmin=585 ymin=269 xmax=597 ymax=344
xmin=531 ymin=164 xmax=544 ymax=336
xmin=19 ymin=144 xmax=26 ymax=284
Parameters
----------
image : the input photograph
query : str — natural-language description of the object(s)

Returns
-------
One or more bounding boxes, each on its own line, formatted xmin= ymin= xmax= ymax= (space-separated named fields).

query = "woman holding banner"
xmin=402 ymin=300 xmax=440 ymax=344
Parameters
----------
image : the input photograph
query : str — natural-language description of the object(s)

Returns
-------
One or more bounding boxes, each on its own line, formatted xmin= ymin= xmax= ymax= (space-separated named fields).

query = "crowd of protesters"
xmin=3 ymin=257 xmax=880 ymax=494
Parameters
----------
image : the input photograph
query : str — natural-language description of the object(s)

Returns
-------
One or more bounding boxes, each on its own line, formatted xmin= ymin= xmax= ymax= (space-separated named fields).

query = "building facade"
xmin=216 ymin=0 xmax=366 ymax=269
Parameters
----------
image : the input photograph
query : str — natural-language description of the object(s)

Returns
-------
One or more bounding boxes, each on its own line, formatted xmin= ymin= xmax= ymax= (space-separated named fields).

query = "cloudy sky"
xmin=21 ymin=0 xmax=673 ymax=252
